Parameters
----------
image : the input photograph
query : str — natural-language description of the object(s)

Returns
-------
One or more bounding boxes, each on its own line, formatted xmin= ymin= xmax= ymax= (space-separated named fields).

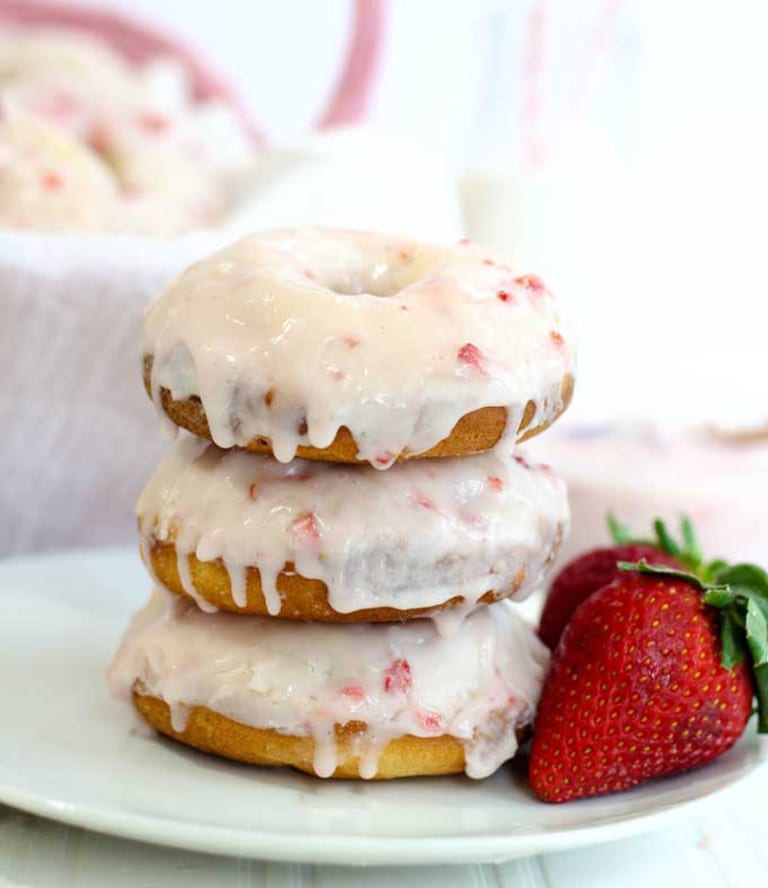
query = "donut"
xmin=0 ymin=110 xmax=117 ymax=232
xmin=137 ymin=436 xmax=568 ymax=628
xmin=109 ymin=588 xmax=550 ymax=779
xmin=143 ymin=228 xmax=575 ymax=466
xmin=0 ymin=26 xmax=254 ymax=234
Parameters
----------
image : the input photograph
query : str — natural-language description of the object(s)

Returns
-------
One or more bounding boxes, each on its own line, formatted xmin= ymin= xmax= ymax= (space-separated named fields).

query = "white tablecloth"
xmin=1 ymin=767 xmax=765 ymax=888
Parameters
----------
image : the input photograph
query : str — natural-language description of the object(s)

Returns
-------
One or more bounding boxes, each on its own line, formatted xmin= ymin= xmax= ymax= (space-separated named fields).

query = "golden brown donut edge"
xmin=144 ymin=538 xmax=524 ymax=621
xmin=142 ymin=356 xmax=574 ymax=462
xmin=133 ymin=690 xmax=528 ymax=779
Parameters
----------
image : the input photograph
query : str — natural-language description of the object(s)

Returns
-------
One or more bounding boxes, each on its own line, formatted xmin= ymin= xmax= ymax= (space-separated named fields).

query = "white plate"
xmin=0 ymin=547 xmax=764 ymax=866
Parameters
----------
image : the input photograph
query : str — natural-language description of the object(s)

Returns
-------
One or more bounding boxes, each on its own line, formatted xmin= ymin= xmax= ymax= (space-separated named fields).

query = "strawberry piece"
xmin=487 ymin=475 xmax=504 ymax=491
xmin=291 ymin=511 xmax=320 ymax=546
xmin=418 ymin=711 xmax=444 ymax=732
xmin=38 ymin=92 xmax=76 ymax=120
xmin=375 ymin=451 xmax=395 ymax=466
xmin=497 ymin=290 xmax=514 ymax=303
xmin=457 ymin=342 xmax=488 ymax=376
xmin=383 ymin=659 xmax=412 ymax=694
xmin=286 ymin=470 xmax=313 ymax=483
xmin=458 ymin=508 xmax=486 ymax=528
xmin=137 ymin=110 xmax=170 ymax=134
xmin=41 ymin=171 xmax=64 ymax=191
xmin=539 ymin=543 xmax=682 ymax=650
xmin=88 ymin=123 xmax=111 ymax=155
xmin=407 ymin=490 xmax=438 ymax=511
xmin=515 ymin=274 xmax=547 ymax=295
xmin=530 ymin=572 xmax=753 ymax=803
xmin=549 ymin=331 xmax=565 ymax=349
xmin=341 ymin=685 xmax=366 ymax=700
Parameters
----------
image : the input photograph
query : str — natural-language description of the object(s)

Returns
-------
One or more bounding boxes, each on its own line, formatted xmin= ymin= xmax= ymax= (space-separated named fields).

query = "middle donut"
xmin=139 ymin=437 xmax=568 ymax=627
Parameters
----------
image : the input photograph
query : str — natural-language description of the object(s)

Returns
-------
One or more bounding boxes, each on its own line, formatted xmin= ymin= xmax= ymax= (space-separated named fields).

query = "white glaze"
xmin=108 ymin=587 xmax=550 ymax=779
xmin=137 ymin=436 xmax=569 ymax=625
xmin=143 ymin=228 xmax=574 ymax=465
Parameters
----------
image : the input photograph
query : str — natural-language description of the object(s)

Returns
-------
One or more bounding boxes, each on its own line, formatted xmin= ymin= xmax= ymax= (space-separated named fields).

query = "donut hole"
xmin=324 ymin=266 xmax=404 ymax=299
xmin=317 ymin=245 xmax=445 ymax=299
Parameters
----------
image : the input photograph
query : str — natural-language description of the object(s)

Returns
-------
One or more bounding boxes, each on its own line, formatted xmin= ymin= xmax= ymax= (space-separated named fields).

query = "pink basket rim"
xmin=0 ymin=0 xmax=386 ymax=142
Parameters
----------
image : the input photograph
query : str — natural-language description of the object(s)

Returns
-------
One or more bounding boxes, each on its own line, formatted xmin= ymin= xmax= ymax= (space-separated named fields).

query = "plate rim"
xmin=0 ymin=545 xmax=766 ymax=865
xmin=0 ymin=771 xmax=755 ymax=866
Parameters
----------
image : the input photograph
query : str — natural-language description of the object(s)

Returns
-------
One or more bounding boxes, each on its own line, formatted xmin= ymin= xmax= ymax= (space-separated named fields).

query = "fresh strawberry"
xmin=530 ymin=550 xmax=768 ymax=803
xmin=538 ymin=516 xmax=709 ymax=650
xmin=539 ymin=544 xmax=681 ymax=650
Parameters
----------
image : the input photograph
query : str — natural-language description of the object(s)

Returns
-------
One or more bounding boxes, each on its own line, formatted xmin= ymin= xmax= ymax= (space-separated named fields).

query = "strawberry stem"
xmin=681 ymin=516 xmax=703 ymax=564
xmin=608 ymin=515 xmax=713 ymax=578
xmin=607 ymin=513 xmax=635 ymax=545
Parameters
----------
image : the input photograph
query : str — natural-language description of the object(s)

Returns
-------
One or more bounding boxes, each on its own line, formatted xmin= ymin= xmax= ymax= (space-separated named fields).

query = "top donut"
xmin=143 ymin=228 xmax=575 ymax=466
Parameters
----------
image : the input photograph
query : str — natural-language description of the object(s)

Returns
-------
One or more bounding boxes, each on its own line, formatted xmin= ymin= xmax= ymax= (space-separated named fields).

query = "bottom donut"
xmin=133 ymin=693 xmax=474 ymax=779
xmin=110 ymin=587 xmax=550 ymax=780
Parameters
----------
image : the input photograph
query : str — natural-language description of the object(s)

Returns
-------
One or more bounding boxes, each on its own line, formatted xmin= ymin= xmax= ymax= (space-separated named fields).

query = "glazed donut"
xmin=109 ymin=588 xmax=550 ymax=779
xmin=0 ymin=110 xmax=117 ymax=232
xmin=137 ymin=437 xmax=568 ymax=628
xmin=143 ymin=228 xmax=575 ymax=467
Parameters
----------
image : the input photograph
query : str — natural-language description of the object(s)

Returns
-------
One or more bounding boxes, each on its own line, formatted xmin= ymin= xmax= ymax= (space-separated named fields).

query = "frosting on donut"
xmin=137 ymin=436 xmax=569 ymax=629
xmin=143 ymin=228 xmax=574 ymax=465
xmin=109 ymin=587 xmax=550 ymax=779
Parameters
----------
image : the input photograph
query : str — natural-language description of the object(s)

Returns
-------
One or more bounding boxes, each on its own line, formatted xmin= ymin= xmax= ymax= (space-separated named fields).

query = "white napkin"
xmin=0 ymin=231 xmax=225 ymax=555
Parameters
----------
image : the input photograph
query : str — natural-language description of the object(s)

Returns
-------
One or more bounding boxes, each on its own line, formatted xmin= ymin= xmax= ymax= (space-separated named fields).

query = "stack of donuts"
xmin=109 ymin=228 xmax=575 ymax=780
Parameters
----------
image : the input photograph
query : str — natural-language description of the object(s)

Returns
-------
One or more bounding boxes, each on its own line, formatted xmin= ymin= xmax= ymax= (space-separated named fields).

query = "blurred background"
xmin=1 ymin=0 xmax=766 ymax=558
xmin=98 ymin=0 xmax=766 ymax=429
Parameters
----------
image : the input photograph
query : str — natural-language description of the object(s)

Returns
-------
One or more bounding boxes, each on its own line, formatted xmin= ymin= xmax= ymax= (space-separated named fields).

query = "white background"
xmin=102 ymin=0 xmax=768 ymax=429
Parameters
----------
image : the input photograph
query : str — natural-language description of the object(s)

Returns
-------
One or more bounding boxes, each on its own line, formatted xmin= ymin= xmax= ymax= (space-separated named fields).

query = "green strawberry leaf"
xmin=617 ymin=559 xmax=728 ymax=595
xmin=704 ymin=586 xmax=738 ymax=608
xmin=746 ymin=599 xmax=768 ymax=667
xmin=654 ymin=519 xmax=683 ymax=559
xmin=720 ymin=612 xmax=746 ymax=669
xmin=681 ymin=516 xmax=703 ymax=565
xmin=606 ymin=514 xmax=708 ymax=574
xmin=715 ymin=564 xmax=768 ymax=597
xmin=754 ymin=664 xmax=768 ymax=733
xmin=701 ymin=559 xmax=729 ymax=583
xmin=608 ymin=513 xmax=635 ymax=545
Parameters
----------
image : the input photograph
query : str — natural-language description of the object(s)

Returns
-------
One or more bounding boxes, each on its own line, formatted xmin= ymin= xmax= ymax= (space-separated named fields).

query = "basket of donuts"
xmin=108 ymin=227 xmax=576 ymax=779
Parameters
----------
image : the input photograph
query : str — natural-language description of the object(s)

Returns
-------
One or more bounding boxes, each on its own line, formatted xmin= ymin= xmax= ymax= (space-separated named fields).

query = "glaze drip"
xmin=108 ymin=587 xmax=550 ymax=779
xmin=137 ymin=436 xmax=569 ymax=627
